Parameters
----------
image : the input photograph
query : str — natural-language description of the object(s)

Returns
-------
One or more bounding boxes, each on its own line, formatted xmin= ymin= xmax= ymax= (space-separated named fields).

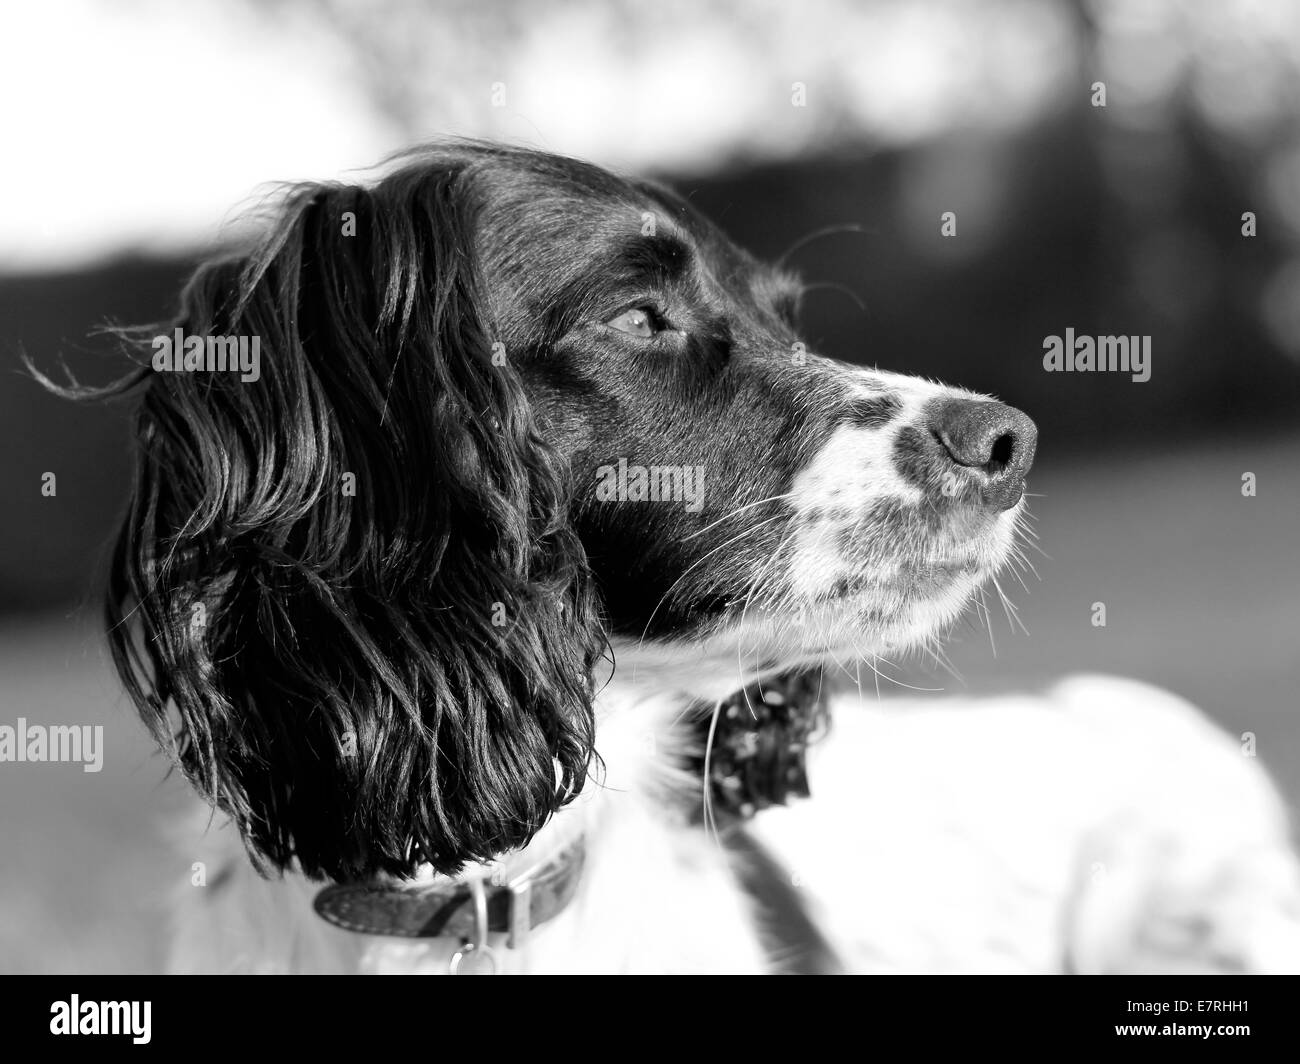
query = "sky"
xmin=0 ymin=0 xmax=1076 ymax=271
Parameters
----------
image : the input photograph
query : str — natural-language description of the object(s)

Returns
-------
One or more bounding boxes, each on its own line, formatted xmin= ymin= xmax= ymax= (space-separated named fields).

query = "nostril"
xmin=926 ymin=398 xmax=1037 ymax=511
xmin=932 ymin=422 xmax=1015 ymax=476
xmin=986 ymin=431 xmax=1015 ymax=476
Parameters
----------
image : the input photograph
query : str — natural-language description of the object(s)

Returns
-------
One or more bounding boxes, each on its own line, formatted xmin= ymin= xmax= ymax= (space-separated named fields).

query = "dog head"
xmin=459 ymin=146 xmax=1035 ymax=682
xmin=98 ymin=142 xmax=1035 ymax=879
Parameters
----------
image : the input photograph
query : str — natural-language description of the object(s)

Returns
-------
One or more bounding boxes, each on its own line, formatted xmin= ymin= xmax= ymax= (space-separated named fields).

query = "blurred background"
xmin=1 ymin=0 xmax=1297 ymax=972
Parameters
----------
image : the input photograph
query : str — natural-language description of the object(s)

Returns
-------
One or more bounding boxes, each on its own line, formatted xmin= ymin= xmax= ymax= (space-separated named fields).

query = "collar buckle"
xmin=505 ymin=874 xmax=533 ymax=949
xmin=448 ymin=878 xmax=496 ymax=975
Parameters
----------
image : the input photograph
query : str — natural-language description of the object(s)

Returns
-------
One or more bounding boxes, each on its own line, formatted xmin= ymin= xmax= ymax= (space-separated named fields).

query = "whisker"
xmin=991 ymin=574 xmax=1029 ymax=637
xmin=681 ymin=493 xmax=794 ymax=541
xmin=975 ymin=586 xmax=997 ymax=657
xmin=701 ymin=696 xmax=725 ymax=848
xmin=776 ymin=223 xmax=870 ymax=268
xmin=800 ymin=280 xmax=868 ymax=316
xmin=632 ymin=512 xmax=788 ymax=674
xmin=857 ymin=653 xmax=944 ymax=693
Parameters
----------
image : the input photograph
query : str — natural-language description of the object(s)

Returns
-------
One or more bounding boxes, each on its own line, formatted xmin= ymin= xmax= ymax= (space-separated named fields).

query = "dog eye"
xmin=605 ymin=307 xmax=660 ymax=338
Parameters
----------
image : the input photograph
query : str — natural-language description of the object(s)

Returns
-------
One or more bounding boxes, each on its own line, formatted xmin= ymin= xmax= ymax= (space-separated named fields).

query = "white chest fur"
xmin=168 ymin=673 xmax=1300 ymax=974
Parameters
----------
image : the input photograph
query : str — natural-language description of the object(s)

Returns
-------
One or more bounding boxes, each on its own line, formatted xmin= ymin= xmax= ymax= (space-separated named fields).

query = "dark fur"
xmin=44 ymin=142 xmax=893 ymax=882
xmin=65 ymin=150 xmax=612 ymax=880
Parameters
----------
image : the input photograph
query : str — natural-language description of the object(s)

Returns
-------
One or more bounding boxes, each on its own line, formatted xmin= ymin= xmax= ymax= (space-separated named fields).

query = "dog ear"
xmin=108 ymin=162 xmax=604 ymax=880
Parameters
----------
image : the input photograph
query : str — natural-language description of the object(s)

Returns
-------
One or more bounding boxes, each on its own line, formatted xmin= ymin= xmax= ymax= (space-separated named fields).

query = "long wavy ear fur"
xmin=89 ymin=155 xmax=603 ymax=880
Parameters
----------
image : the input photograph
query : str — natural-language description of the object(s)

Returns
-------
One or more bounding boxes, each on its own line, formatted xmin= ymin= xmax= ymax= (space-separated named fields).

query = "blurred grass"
xmin=0 ymin=610 xmax=181 ymax=973
xmin=1 ymin=434 xmax=1296 ymax=973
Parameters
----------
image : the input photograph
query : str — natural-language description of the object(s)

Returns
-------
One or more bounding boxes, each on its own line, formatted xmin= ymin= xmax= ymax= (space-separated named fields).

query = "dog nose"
xmin=928 ymin=399 xmax=1037 ymax=511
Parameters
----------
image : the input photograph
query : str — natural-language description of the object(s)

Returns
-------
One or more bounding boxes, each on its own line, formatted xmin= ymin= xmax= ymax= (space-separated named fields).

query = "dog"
xmin=72 ymin=142 xmax=1300 ymax=973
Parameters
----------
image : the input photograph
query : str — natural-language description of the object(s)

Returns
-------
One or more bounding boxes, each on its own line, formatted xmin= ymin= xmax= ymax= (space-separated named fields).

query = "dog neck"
xmin=311 ymin=669 xmax=828 ymax=963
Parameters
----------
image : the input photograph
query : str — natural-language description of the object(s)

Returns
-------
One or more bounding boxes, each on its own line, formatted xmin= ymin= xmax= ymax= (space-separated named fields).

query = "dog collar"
xmin=311 ymin=672 xmax=823 ymax=961
xmin=690 ymin=669 xmax=828 ymax=821
xmin=313 ymin=838 xmax=584 ymax=970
